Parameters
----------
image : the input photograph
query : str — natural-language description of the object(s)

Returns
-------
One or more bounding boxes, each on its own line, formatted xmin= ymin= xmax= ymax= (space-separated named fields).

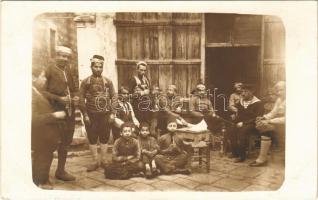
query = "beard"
xmin=56 ymin=60 xmax=68 ymax=68
xmin=93 ymin=72 xmax=102 ymax=76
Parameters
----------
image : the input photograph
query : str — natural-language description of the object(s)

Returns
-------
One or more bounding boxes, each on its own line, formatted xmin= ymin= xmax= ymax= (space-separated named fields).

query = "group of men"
xmin=31 ymin=45 xmax=285 ymax=188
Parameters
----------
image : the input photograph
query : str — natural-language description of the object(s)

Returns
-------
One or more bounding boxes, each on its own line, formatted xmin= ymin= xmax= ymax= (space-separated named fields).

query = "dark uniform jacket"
xmin=112 ymin=137 xmax=141 ymax=163
xmin=235 ymin=96 xmax=264 ymax=125
xmin=79 ymin=75 xmax=115 ymax=116
xmin=32 ymin=87 xmax=61 ymax=151
xmin=42 ymin=65 xmax=78 ymax=112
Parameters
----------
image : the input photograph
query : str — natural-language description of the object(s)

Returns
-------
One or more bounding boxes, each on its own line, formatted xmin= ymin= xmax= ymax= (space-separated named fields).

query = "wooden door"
xmin=259 ymin=16 xmax=285 ymax=95
xmin=115 ymin=13 xmax=201 ymax=96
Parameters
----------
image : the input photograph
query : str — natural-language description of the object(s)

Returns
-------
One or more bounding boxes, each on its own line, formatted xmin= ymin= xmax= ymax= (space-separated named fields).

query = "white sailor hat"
xmin=196 ymin=84 xmax=206 ymax=91
xmin=56 ymin=46 xmax=72 ymax=55
xmin=136 ymin=61 xmax=147 ymax=67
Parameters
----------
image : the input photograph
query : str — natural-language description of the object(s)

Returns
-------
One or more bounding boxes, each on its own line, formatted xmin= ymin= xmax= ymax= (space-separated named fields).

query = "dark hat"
xmin=90 ymin=55 xmax=104 ymax=64
xmin=92 ymin=55 xmax=104 ymax=60
xmin=166 ymin=115 xmax=177 ymax=125
xmin=242 ymin=84 xmax=256 ymax=93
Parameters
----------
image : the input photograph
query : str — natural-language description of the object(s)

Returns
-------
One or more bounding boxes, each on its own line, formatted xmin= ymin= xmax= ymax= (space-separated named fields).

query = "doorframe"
xmin=200 ymin=14 xmax=206 ymax=84
xmin=202 ymin=13 xmax=264 ymax=96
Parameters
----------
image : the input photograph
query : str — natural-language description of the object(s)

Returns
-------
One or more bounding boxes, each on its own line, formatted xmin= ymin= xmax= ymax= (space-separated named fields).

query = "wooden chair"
xmin=175 ymin=130 xmax=211 ymax=173
xmin=190 ymin=141 xmax=211 ymax=172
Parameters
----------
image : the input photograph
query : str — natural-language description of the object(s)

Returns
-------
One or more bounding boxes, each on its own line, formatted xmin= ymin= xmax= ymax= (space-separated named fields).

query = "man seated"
xmin=156 ymin=84 xmax=187 ymax=134
xmin=154 ymin=116 xmax=191 ymax=175
xmin=228 ymin=85 xmax=264 ymax=163
xmin=104 ymin=122 xmax=144 ymax=180
xmin=228 ymin=82 xmax=243 ymax=120
xmin=184 ymin=84 xmax=216 ymax=131
xmin=249 ymin=81 xmax=285 ymax=167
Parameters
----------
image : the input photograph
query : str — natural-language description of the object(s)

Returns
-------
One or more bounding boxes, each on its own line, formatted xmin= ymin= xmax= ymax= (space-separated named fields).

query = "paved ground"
xmin=48 ymin=146 xmax=284 ymax=192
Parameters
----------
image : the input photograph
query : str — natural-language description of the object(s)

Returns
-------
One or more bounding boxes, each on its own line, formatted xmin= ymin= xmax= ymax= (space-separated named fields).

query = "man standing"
xmin=228 ymin=85 xmax=264 ymax=163
xmin=129 ymin=61 xmax=151 ymax=124
xmin=42 ymin=46 xmax=79 ymax=181
xmin=32 ymin=68 xmax=66 ymax=189
xmin=79 ymin=55 xmax=116 ymax=171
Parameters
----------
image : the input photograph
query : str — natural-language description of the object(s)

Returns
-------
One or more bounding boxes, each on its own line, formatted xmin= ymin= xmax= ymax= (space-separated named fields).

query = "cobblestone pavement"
xmin=48 ymin=149 xmax=284 ymax=192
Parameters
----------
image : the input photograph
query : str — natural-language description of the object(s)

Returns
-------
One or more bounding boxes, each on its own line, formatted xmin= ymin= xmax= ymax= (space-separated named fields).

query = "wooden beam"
xmin=114 ymin=19 xmax=201 ymax=27
xmin=115 ymin=59 xmax=201 ymax=65
xmin=258 ymin=16 xmax=265 ymax=96
xmin=264 ymin=59 xmax=285 ymax=65
xmin=200 ymin=14 xmax=205 ymax=84
xmin=205 ymin=42 xmax=260 ymax=48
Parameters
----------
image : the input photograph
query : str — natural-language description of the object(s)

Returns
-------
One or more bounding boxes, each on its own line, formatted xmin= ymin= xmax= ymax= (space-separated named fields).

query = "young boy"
xmin=112 ymin=86 xmax=140 ymax=141
xmin=154 ymin=116 xmax=191 ymax=175
xmin=104 ymin=122 xmax=144 ymax=180
xmin=138 ymin=122 xmax=160 ymax=179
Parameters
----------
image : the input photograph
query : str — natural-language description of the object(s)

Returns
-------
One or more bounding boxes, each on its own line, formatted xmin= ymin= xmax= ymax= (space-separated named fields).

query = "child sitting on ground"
xmin=154 ymin=116 xmax=191 ymax=175
xmin=138 ymin=122 xmax=160 ymax=179
xmin=104 ymin=122 xmax=144 ymax=180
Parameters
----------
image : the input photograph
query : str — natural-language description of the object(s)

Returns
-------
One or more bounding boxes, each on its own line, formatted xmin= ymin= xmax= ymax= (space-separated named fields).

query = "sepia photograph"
xmin=1 ymin=2 xmax=317 ymax=200
xmin=31 ymin=12 xmax=285 ymax=191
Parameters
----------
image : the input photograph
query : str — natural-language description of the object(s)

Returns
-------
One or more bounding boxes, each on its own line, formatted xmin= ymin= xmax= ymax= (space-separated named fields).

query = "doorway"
xmin=205 ymin=46 xmax=259 ymax=117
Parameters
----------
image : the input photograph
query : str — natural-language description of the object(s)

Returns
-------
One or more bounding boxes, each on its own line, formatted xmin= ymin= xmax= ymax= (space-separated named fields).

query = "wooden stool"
xmin=190 ymin=141 xmax=211 ymax=172
xmin=175 ymin=130 xmax=212 ymax=173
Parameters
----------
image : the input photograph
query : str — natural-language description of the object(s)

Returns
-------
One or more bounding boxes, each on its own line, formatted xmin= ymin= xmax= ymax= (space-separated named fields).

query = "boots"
xmin=55 ymin=147 xmax=76 ymax=181
xmin=86 ymin=144 xmax=99 ymax=172
xmin=100 ymin=143 xmax=108 ymax=168
xmin=249 ymin=136 xmax=271 ymax=167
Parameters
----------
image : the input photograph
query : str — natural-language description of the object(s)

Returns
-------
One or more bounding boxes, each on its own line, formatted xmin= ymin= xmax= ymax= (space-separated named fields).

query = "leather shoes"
xmin=55 ymin=170 xmax=76 ymax=181
xmin=249 ymin=160 xmax=268 ymax=167
xmin=145 ymin=169 xmax=153 ymax=179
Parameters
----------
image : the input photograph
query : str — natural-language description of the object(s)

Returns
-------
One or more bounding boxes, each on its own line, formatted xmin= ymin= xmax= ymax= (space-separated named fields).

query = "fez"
xmin=56 ymin=46 xmax=72 ymax=55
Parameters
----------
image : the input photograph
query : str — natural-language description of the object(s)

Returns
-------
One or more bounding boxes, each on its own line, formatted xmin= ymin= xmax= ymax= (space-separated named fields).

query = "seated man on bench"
xmin=249 ymin=81 xmax=285 ymax=167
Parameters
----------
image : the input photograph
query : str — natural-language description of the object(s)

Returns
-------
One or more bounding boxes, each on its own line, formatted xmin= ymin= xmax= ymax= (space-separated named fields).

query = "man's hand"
xmin=109 ymin=114 xmax=115 ymax=124
xmin=236 ymin=122 xmax=243 ymax=128
xmin=230 ymin=114 xmax=237 ymax=120
xmin=58 ymin=96 xmax=71 ymax=105
xmin=175 ymin=107 xmax=182 ymax=113
xmin=127 ymin=155 xmax=134 ymax=160
xmin=143 ymin=89 xmax=150 ymax=95
xmin=256 ymin=116 xmax=265 ymax=122
xmin=52 ymin=111 xmax=67 ymax=119
xmin=84 ymin=115 xmax=91 ymax=127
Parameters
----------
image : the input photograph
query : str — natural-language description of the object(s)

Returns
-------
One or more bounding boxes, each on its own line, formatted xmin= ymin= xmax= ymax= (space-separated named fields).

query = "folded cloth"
xmin=177 ymin=120 xmax=208 ymax=133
